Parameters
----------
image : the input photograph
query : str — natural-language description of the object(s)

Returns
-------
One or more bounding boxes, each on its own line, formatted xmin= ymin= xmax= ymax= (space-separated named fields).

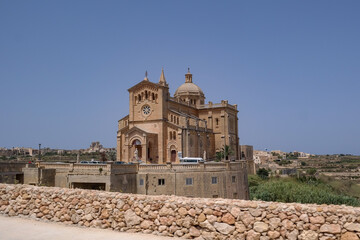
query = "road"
xmin=0 ymin=215 xmax=177 ymax=240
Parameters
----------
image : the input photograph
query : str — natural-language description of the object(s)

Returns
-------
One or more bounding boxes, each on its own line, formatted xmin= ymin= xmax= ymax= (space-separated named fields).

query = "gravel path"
xmin=0 ymin=215 xmax=177 ymax=240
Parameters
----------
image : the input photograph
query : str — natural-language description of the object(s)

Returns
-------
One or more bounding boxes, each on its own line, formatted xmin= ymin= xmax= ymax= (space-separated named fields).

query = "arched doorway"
xmin=171 ymin=150 xmax=176 ymax=162
xmin=132 ymin=139 xmax=142 ymax=160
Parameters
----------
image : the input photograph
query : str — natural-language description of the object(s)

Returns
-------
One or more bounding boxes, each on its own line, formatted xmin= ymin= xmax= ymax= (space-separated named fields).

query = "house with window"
xmin=23 ymin=160 xmax=250 ymax=200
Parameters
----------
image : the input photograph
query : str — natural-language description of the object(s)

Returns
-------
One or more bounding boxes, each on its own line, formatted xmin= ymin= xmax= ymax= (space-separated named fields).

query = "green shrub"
xmin=248 ymin=175 xmax=263 ymax=188
xmin=277 ymin=160 xmax=292 ymax=166
xmin=250 ymin=178 xmax=360 ymax=207
xmin=256 ymin=168 xmax=269 ymax=179
xmin=306 ymin=168 xmax=317 ymax=176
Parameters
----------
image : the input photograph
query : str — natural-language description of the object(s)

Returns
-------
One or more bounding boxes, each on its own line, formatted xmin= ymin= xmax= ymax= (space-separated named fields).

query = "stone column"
xmin=124 ymin=135 xmax=129 ymax=162
xmin=197 ymin=133 xmax=201 ymax=157
xmin=187 ymin=131 xmax=190 ymax=157
xmin=142 ymin=134 xmax=147 ymax=163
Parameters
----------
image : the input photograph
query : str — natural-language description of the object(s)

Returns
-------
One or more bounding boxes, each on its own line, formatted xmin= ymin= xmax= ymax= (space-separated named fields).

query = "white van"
xmin=179 ymin=157 xmax=204 ymax=164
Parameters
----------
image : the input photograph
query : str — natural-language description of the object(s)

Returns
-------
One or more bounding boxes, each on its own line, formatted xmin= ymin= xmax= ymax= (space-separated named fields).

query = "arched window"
xmin=171 ymin=115 xmax=173 ymax=122
xmin=132 ymin=139 xmax=141 ymax=146
xmin=152 ymin=93 xmax=155 ymax=101
xmin=169 ymin=132 xmax=172 ymax=140
xmin=177 ymin=117 xmax=179 ymax=125
xmin=145 ymin=91 xmax=148 ymax=99
xmin=138 ymin=94 xmax=141 ymax=101
xmin=173 ymin=131 xmax=176 ymax=140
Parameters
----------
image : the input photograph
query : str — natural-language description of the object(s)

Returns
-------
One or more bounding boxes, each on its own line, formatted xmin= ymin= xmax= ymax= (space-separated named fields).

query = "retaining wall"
xmin=0 ymin=184 xmax=359 ymax=240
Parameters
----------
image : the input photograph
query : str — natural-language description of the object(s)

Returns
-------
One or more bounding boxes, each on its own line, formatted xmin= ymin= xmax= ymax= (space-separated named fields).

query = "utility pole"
xmin=38 ymin=144 xmax=41 ymax=161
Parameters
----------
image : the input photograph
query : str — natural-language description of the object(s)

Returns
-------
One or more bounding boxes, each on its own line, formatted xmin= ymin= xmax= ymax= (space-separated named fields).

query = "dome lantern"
xmin=174 ymin=68 xmax=205 ymax=106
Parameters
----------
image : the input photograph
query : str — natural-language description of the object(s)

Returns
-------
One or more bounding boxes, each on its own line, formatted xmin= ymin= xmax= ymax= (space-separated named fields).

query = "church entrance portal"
xmin=171 ymin=150 xmax=176 ymax=162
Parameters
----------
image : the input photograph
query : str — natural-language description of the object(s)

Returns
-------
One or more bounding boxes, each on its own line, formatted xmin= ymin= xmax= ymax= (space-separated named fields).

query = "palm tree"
xmin=216 ymin=145 xmax=233 ymax=161
xmin=215 ymin=151 xmax=223 ymax=162
xmin=222 ymin=145 xmax=233 ymax=160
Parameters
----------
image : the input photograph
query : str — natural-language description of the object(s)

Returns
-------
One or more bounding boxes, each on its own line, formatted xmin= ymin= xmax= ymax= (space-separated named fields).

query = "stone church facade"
xmin=117 ymin=69 xmax=240 ymax=164
xmin=20 ymin=71 xmax=249 ymax=199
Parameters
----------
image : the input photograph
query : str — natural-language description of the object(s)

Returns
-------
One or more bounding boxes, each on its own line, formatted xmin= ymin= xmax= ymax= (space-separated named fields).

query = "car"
xmin=115 ymin=161 xmax=126 ymax=164
xmin=179 ymin=157 xmax=204 ymax=164
xmin=89 ymin=161 xmax=101 ymax=164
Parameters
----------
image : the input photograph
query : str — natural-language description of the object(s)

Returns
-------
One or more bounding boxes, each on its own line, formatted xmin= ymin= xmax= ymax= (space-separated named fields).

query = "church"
xmin=22 ymin=70 xmax=249 ymax=200
xmin=117 ymin=69 xmax=240 ymax=164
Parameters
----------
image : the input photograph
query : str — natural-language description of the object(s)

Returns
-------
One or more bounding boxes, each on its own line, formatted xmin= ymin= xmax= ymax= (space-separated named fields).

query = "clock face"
xmin=142 ymin=105 xmax=151 ymax=115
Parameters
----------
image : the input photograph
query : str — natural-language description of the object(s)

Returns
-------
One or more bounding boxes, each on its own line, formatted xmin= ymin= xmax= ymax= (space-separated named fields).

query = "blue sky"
xmin=0 ymin=1 xmax=359 ymax=154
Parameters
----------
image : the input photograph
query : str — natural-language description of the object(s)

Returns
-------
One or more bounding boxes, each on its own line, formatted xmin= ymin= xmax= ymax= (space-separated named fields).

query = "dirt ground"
xmin=0 ymin=215 xmax=177 ymax=240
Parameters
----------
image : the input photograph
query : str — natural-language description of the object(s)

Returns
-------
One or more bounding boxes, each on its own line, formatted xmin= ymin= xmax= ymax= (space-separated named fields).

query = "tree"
xmin=257 ymin=168 xmax=269 ymax=179
xmin=107 ymin=151 xmax=116 ymax=161
xmin=215 ymin=151 xmax=223 ymax=161
xmin=100 ymin=152 xmax=107 ymax=162
xmin=216 ymin=145 xmax=233 ymax=161
xmin=221 ymin=145 xmax=233 ymax=160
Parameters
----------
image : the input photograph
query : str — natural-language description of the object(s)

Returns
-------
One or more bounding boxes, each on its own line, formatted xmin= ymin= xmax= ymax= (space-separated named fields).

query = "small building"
xmin=22 ymin=161 xmax=249 ymax=200
xmin=240 ymin=145 xmax=256 ymax=175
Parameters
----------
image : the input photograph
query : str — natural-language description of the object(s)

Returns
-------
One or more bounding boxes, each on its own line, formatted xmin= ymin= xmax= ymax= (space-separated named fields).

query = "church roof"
xmin=128 ymin=70 xmax=168 ymax=92
xmin=127 ymin=80 xmax=160 ymax=92
xmin=174 ymin=82 xmax=204 ymax=97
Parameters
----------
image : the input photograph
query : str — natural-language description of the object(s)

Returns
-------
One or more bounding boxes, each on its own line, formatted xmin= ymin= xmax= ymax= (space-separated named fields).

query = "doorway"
xmin=171 ymin=150 xmax=176 ymax=162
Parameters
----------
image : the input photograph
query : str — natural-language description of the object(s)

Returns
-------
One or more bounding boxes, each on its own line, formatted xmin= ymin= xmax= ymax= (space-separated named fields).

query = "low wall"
xmin=0 ymin=162 xmax=30 ymax=173
xmin=0 ymin=184 xmax=359 ymax=240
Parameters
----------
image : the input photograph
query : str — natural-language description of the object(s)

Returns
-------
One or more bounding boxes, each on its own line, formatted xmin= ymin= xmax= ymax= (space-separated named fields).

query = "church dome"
xmin=174 ymin=82 xmax=204 ymax=97
xmin=174 ymin=69 xmax=205 ymax=98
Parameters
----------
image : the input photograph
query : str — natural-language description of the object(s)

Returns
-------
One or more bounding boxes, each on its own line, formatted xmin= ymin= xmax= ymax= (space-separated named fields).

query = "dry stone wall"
xmin=0 ymin=184 xmax=360 ymax=240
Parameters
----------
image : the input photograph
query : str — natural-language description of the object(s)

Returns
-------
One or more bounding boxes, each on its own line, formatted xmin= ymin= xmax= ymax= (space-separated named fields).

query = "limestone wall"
xmin=0 ymin=184 xmax=359 ymax=240
xmin=0 ymin=162 xmax=28 ymax=173
xmin=0 ymin=162 xmax=29 ymax=184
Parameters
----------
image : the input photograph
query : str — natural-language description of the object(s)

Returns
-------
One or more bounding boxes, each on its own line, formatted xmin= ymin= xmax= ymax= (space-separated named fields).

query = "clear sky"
xmin=0 ymin=1 xmax=359 ymax=154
